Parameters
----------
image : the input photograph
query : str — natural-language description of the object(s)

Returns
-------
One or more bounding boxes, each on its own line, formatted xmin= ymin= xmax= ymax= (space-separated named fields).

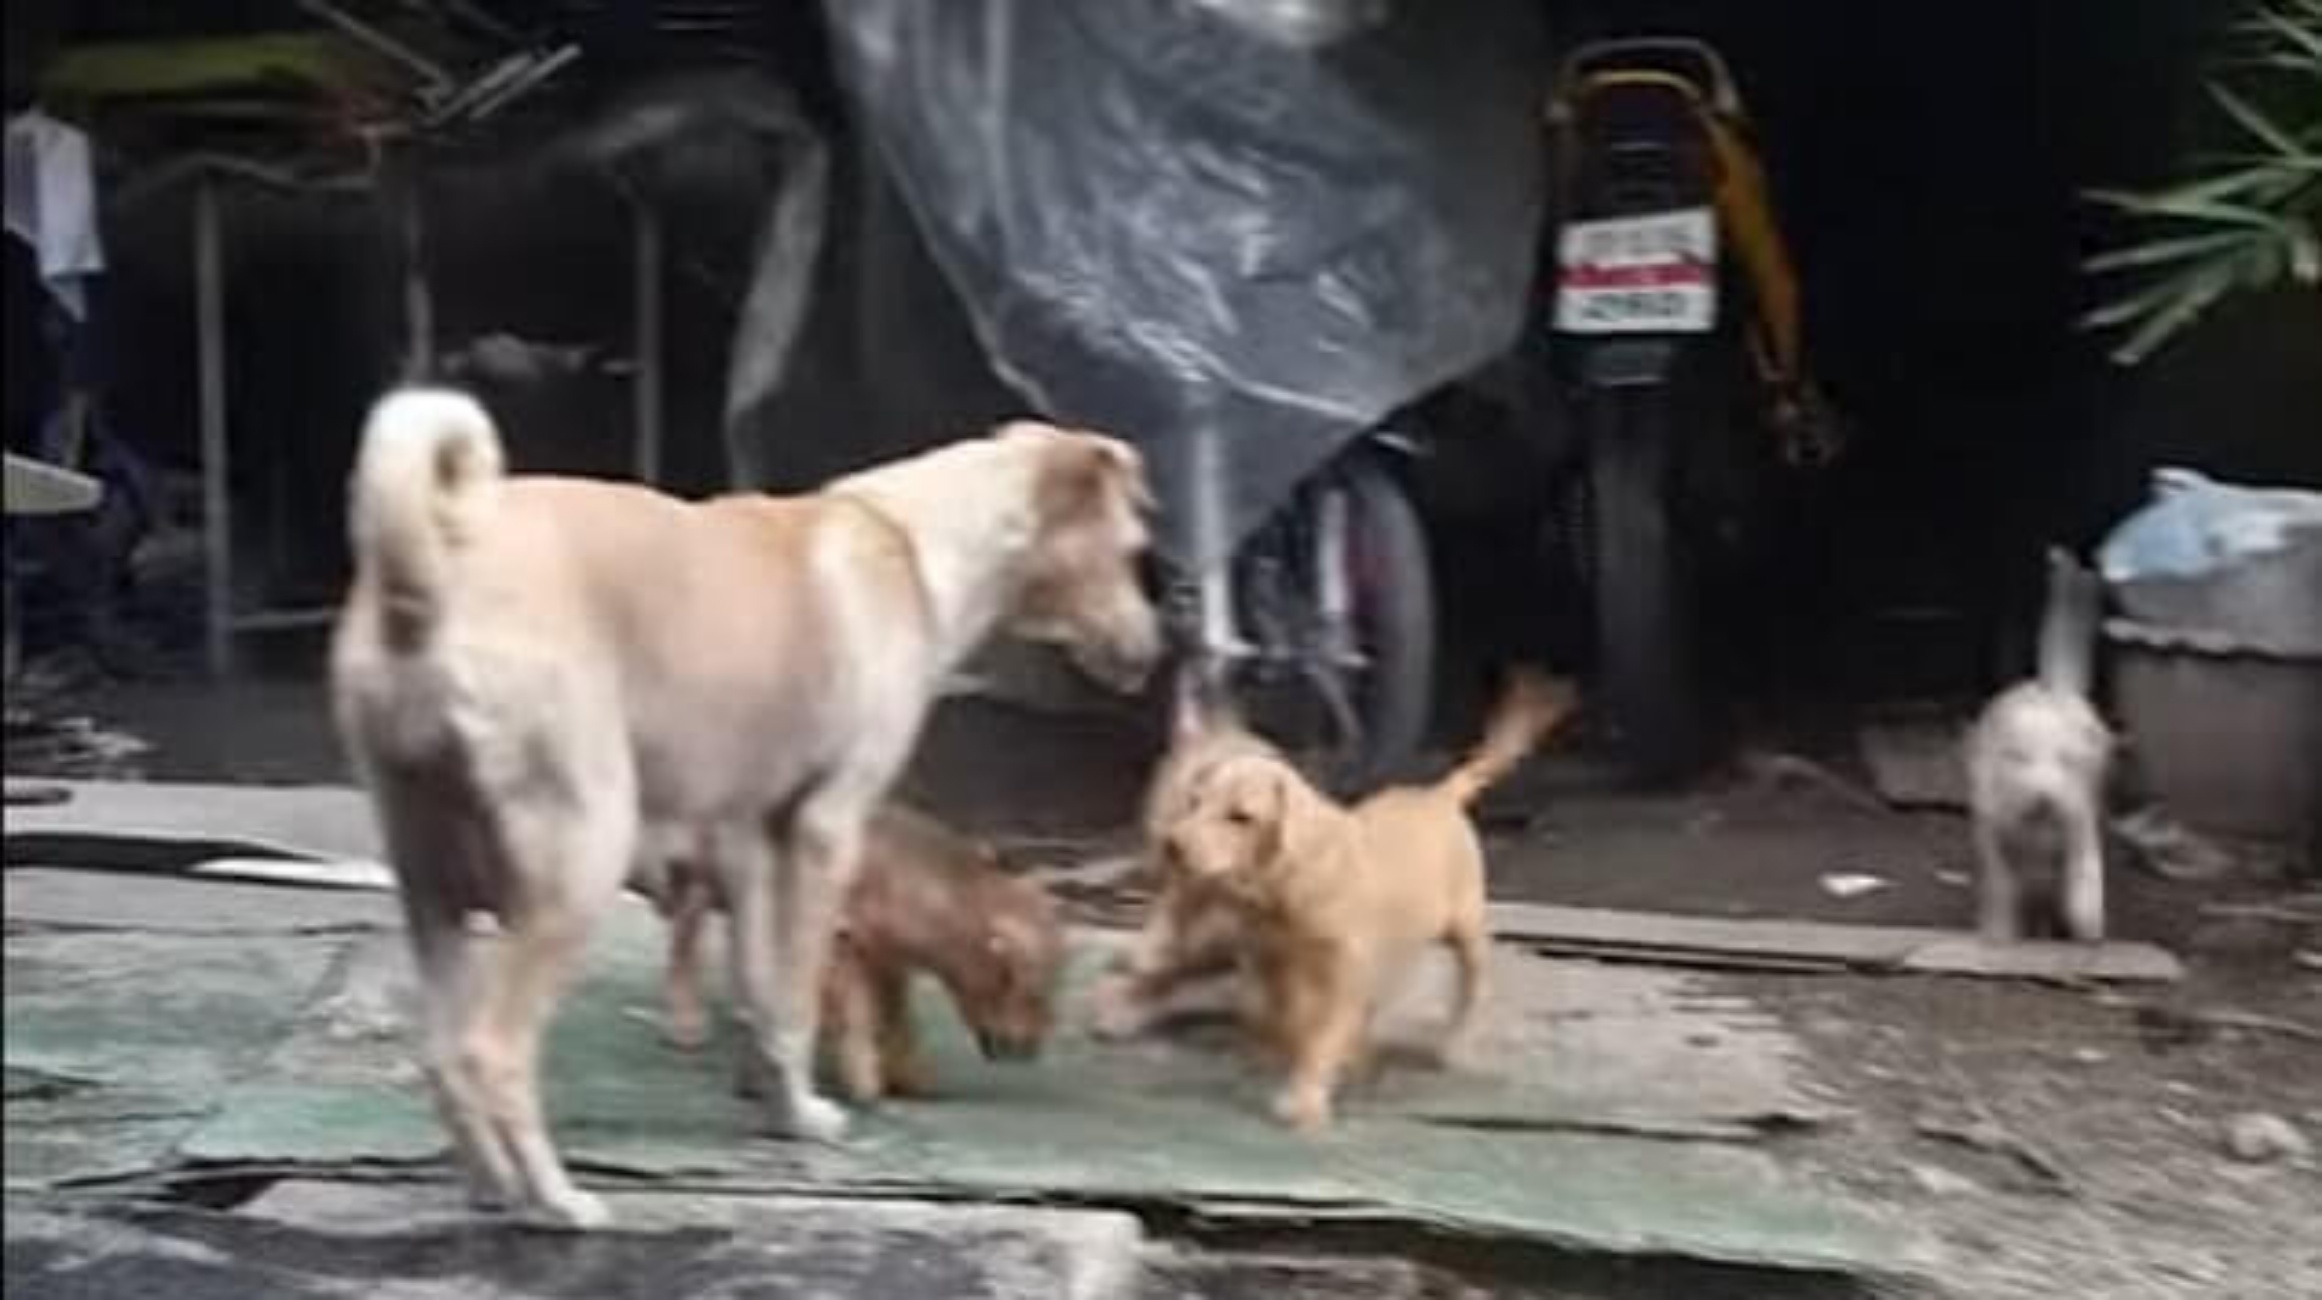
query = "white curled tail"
xmin=347 ymin=387 xmax=504 ymax=643
xmin=2036 ymin=547 xmax=2102 ymax=701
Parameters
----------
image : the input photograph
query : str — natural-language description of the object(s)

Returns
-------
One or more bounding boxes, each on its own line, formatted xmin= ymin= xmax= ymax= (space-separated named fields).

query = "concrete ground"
xmin=6 ymin=667 xmax=2320 ymax=1298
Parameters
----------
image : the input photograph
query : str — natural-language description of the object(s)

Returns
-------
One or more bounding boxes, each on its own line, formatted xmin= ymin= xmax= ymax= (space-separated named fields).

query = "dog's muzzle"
xmin=1073 ymin=638 xmax=1159 ymax=695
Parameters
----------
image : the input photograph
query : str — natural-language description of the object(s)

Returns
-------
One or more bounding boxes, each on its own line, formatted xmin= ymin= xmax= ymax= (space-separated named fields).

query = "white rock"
xmin=1910 ymin=1163 xmax=1979 ymax=1198
xmin=2223 ymin=1112 xmax=2311 ymax=1164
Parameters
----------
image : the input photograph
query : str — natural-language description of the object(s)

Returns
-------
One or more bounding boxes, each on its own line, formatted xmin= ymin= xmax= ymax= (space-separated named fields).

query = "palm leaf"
xmin=2083 ymin=228 xmax=2257 ymax=272
xmin=2211 ymin=83 xmax=2312 ymax=158
xmin=2083 ymin=0 xmax=2322 ymax=365
xmin=2244 ymin=5 xmax=2322 ymax=63
xmin=2108 ymin=262 xmax=2245 ymax=365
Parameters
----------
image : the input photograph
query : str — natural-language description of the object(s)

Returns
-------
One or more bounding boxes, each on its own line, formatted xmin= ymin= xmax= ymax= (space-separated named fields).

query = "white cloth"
xmin=5 ymin=108 xmax=107 ymax=320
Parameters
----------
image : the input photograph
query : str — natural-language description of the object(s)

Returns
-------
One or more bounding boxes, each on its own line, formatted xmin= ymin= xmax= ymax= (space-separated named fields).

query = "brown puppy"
xmin=646 ymin=803 xmax=1067 ymax=1101
xmin=333 ymin=389 xmax=1156 ymax=1227
xmin=1162 ymin=671 xmax=1577 ymax=1131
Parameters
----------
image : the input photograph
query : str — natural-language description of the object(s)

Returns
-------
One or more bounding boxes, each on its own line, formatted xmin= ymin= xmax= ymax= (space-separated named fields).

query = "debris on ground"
xmin=1912 ymin=1115 xmax=2076 ymax=1196
xmin=2115 ymin=806 xmax=2240 ymax=882
xmin=2222 ymin=1112 xmax=2312 ymax=1165
xmin=2199 ymin=895 xmax=2322 ymax=927
xmin=1820 ymin=872 xmax=1892 ymax=899
xmin=1734 ymin=748 xmax=1891 ymax=815
xmin=3 ymin=710 xmax=153 ymax=780
xmin=1858 ymin=717 xmax=1969 ymax=810
xmin=2123 ymin=1001 xmax=2322 ymax=1047
xmin=1908 ymin=1162 xmax=1981 ymax=1198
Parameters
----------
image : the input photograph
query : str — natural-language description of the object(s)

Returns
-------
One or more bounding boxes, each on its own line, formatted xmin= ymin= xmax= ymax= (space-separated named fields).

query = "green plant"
xmin=2082 ymin=0 xmax=2322 ymax=365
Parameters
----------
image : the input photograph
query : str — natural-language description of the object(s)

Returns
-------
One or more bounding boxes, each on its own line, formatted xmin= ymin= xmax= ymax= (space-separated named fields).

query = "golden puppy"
xmin=1163 ymin=671 xmax=1577 ymax=1130
xmin=647 ymin=803 xmax=1067 ymax=1101
xmin=1087 ymin=703 xmax=1276 ymax=1043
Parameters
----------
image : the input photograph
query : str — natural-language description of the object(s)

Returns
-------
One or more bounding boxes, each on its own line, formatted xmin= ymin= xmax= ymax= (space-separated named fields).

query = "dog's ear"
xmin=1253 ymin=764 xmax=1332 ymax=878
xmin=1034 ymin=433 xmax=1154 ymax=524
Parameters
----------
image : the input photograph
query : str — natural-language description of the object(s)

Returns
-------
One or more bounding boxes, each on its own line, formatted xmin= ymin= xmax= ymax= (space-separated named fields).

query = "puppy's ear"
xmin=1254 ymin=765 xmax=1331 ymax=876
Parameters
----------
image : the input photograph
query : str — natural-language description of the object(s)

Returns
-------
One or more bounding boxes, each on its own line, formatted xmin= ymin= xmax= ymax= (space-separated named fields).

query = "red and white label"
xmin=1553 ymin=208 xmax=1718 ymax=335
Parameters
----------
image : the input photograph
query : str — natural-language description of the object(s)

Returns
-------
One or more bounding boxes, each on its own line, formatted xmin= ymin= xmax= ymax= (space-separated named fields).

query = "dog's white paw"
xmin=664 ymin=1016 xmax=709 ymax=1053
xmin=1270 ymin=1084 xmax=1333 ymax=1134
xmin=527 ymin=1188 xmax=611 ymax=1232
xmin=770 ymin=1091 xmax=850 ymax=1144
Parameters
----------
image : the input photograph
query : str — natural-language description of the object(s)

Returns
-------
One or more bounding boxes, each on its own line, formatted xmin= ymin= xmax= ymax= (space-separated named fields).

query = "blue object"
xmin=2098 ymin=467 xmax=2322 ymax=584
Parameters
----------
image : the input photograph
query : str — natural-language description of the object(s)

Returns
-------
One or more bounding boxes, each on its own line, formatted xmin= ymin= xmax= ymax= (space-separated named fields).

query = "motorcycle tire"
xmin=1328 ymin=451 xmax=1437 ymax=792
xmin=1588 ymin=388 xmax=1710 ymax=784
xmin=2 ymin=569 xmax=18 ymax=688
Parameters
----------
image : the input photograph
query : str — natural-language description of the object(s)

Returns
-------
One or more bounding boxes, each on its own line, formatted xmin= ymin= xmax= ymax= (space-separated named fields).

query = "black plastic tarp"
xmin=815 ymin=0 xmax=1551 ymax=568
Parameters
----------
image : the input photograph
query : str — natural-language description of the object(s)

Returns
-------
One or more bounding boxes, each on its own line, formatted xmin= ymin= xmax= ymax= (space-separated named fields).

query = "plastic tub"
xmin=2108 ymin=618 xmax=2322 ymax=847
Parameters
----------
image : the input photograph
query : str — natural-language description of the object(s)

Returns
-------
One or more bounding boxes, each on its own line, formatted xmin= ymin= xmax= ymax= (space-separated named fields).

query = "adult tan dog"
xmin=647 ymin=801 xmax=1067 ymax=1102
xmin=331 ymin=388 xmax=1158 ymax=1227
xmin=1157 ymin=672 xmax=1576 ymax=1131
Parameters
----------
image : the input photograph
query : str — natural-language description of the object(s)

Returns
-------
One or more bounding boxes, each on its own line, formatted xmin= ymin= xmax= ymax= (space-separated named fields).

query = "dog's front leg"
xmin=726 ymin=801 xmax=863 ymax=1142
xmin=2060 ymin=811 xmax=2106 ymax=943
xmin=1092 ymin=889 xmax=1238 ymax=1040
xmin=1972 ymin=817 xmax=2022 ymax=943
xmin=1273 ymin=955 xmax=1365 ymax=1133
xmin=869 ymin=960 xmax=929 ymax=1097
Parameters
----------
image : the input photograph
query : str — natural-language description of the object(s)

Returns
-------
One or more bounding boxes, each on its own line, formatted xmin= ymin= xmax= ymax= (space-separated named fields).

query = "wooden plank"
xmin=1492 ymin=903 xmax=1927 ymax=964
xmin=1903 ymin=937 xmax=2186 ymax=983
xmin=1490 ymin=902 xmax=2183 ymax=984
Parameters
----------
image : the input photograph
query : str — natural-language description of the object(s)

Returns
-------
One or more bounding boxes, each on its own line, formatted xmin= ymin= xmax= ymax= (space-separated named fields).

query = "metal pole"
xmin=194 ymin=176 xmax=234 ymax=678
xmin=401 ymin=173 xmax=433 ymax=380
xmin=632 ymin=202 xmax=663 ymax=486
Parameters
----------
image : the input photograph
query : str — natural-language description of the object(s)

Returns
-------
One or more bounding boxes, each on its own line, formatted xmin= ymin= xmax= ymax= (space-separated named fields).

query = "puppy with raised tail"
xmin=1160 ymin=670 xmax=1579 ymax=1131
xmin=1087 ymin=698 xmax=1281 ymax=1043
xmin=332 ymin=389 xmax=1158 ymax=1227
xmin=1965 ymin=547 xmax=2115 ymax=942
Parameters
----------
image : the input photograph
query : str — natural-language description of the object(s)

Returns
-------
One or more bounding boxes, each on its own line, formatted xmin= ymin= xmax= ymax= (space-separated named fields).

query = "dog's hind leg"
xmin=1431 ymin=915 xmax=1491 ymax=1069
xmin=722 ymin=793 xmax=866 ymax=1143
xmin=374 ymin=775 xmax=522 ymax=1213
xmin=471 ymin=773 xmax=636 ymax=1230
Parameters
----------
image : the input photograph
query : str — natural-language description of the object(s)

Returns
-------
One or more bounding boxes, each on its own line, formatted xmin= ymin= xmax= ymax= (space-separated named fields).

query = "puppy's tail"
xmin=347 ymin=387 xmax=505 ymax=645
xmin=1435 ymin=669 xmax=1580 ymax=808
xmin=2036 ymin=546 xmax=2103 ymax=700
